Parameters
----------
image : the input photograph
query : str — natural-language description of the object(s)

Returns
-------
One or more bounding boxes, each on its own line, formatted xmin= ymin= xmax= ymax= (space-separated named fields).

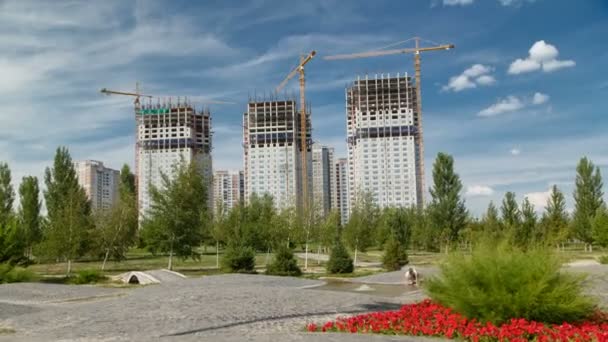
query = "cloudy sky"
xmin=1 ymin=0 xmax=606 ymax=215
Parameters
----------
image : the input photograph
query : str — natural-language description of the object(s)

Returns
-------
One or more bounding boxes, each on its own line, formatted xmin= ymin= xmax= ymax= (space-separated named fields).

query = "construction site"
xmin=243 ymin=97 xmax=311 ymax=210
xmin=135 ymin=99 xmax=213 ymax=217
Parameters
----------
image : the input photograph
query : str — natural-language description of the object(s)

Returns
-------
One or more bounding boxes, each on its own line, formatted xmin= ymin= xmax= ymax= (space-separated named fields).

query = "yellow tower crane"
xmin=275 ymin=50 xmax=316 ymax=211
xmin=324 ymin=37 xmax=454 ymax=207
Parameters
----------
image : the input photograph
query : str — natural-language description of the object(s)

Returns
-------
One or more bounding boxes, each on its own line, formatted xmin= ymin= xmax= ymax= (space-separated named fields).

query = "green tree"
xmin=501 ymin=192 xmax=521 ymax=229
xmin=539 ymin=185 xmax=569 ymax=249
xmin=18 ymin=176 xmax=42 ymax=259
xmin=382 ymin=236 xmax=409 ymax=271
xmin=592 ymin=204 xmax=608 ymax=249
xmin=94 ymin=165 xmax=138 ymax=270
xmin=0 ymin=162 xmax=14 ymax=228
xmin=266 ymin=245 xmax=301 ymax=276
xmin=410 ymin=207 xmax=437 ymax=251
xmin=141 ymin=160 xmax=209 ymax=270
xmin=428 ymin=153 xmax=468 ymax=253
xmin=344 ymin=190 xmax=378 ymax=265
xmin=377 ymin=207 xmax=414 ymax=249
xmin=318 ymin=210 xmax=340 ymax=253
xmin=572 ymin=157 xmax=604 ymax=252
xmin=42 ymin=147 xmax=92 ymax=275
xmin=327 ymin=229 xmax=353 ymax=274
xmin=481 ymin=201 xmax=502 ymax=239
xmin=514 ymin=197 xmax=536 ymax=248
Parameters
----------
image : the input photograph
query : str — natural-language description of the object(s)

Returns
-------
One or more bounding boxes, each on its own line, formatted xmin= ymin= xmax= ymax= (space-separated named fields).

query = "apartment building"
xmin=213 ymin=170 xmax=244 ymax=215
xmin=73 ymin=160 xmax=120 ymax=210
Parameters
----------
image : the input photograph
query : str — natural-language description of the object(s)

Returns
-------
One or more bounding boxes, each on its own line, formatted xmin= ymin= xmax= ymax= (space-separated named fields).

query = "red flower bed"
xmin=307 ymin=299 xmax=608 ymax=341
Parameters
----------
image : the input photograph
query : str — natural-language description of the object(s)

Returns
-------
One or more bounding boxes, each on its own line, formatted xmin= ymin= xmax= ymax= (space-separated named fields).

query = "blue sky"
xmin=1 ymin=0 xmax=607 ymax=215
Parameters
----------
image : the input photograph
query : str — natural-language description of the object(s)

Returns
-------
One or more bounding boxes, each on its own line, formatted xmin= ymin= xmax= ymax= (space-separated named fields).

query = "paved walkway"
xmin=295 ymin=253 xmax=382 ymax=268
xmin=1 ymin=263 xmax=606 ymax=341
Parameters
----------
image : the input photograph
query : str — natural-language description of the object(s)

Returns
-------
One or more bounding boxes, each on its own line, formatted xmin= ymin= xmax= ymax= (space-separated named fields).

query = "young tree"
xmin=94 ymin=165 xmax=138 ymax=270
xmin=141 ymin=160 xmax=209 ymax=270
xmin=0 ymin=162 xmax=14 ymax=228
xmin=540 ymin=185 xmax=569 ymax=249
xmin=572 ymin=157 xmax=604 ymax=252
xmin=18 ymin=176 xmax=42 ymax=259
xmin=327 ymin=229 xmax=354 ymax=274
xmin=410 ymin=207 xmax=437 ymax=251
xmin=344 ymin=190 xmax=378 ymax=265
xmin=514 ymin=197 xmax=536 ymax=248
xmin=42 ymin=147 xmax=92 ymax=275
xmin=592 ymin=204 xmax=608 ymax=249
xmin=501 ymin=192 xmax=521 ymax=229
xmin=428 ymin=153 xmax=468 ymax=253
xmin=318 ymin=210 xmax=340 ymax=253
xmin=377 ymin=207 xmax=414 ymax=249
xmin=481 ymin=201 xmax=502 ymax=239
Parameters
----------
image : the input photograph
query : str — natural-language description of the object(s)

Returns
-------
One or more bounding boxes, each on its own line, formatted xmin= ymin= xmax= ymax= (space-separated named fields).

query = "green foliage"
xmin=501 ymin=192 xmax=521 ymax=229
xmin=327 ymin=233 xmax=354 ymax=274
xmin=572 ymin=157 xmax=604 ymax=247
xmin=428 ymin=153 xmax=468 ymax=252
xmin=592 ymin=204 xmax=608 ymax=248
xmin=598 ymin=255 xmax=608 ymax=264
xmin=0 ymin=264 xmax=34 ymax=283
xmin=318 ymin=210 xmax=340 ymax=250
xmin=221 ymin=244 xmax=256 ymax=273
xmin=540 ymin=185 xmax=570 ymax=246
xmin=377 ymin=207 xmax=414 ymax=248
xmin=0 ymin=216 xmax=24 ymax=264
xmin=265 ymin=245 xmax=302 ymax=276
xmin=141 ymin=159 xmax=209 ymax=269
xmin=410 ymin=207 xmax=438 ymax=251
xmin=18 ymin=176 xmax=42 ymax=259
xmin=41 ymin=147 xmax=92 ymax=273
xmin=344 ymin=191 xmax=378 ymax=254
xmin=512 ymin=197 xmax=536 ymax=248
xmin=0 ymin=162 xmax=15 ymax=228
xmin=382 ymin=237 xmax=409 ymax=271
xmin=425 ymin=242 xmax=595 ymax=325
xmin=93 ymin=164 xmax=138 ymax=265
xmin=70 ymin=269 xmax=107 ymax=284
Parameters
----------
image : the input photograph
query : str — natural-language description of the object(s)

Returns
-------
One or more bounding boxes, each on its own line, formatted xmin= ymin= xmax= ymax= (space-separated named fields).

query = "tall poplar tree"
xmin=0 ymin=162 xmax=22 ymax=263
xmin=540 ymin=185 xmax=569 ymax=249
xmin=501 ymin=192 xmax=521 ymax=229
xmin=428 ymin=153 xmax=468 ymax=253
xmin=42 ymin=147 xmax=92 ymax=275
xmin=572 ymin=157 xmax=604 ymax=252
xmin=18 ymin=176 xmax=42 ymax=259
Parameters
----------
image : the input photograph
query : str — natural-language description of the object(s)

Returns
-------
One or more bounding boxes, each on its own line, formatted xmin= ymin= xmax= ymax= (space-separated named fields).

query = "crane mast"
xmin=276 ymin=50 xmax=316 ymax=212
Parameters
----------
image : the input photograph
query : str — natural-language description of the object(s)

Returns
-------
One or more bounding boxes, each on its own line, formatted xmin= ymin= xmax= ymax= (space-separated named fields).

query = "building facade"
xmin=243 ymin=99 xmax=311 ymax=210
xmin=213 ymin=170 xmax=244 ymax=215
xmin=333 ymin=158 xmax=349 ymax=225
xmin=73 ymin=160 xmax=120 ymax=211
xmin=136 ymin=100 xmax=212 ymax=218
xmin=312 ymin=143 xmax=334 ymax=217
xmin=346 ymin=74 xmax=419 ymax=209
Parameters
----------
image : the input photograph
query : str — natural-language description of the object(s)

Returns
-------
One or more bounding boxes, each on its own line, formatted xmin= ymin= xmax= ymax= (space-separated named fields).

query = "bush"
xmin=599 ymin=255 xmax=608 ymax=264
xmin=382 ymin=237 xmax=409 ymax=271
xmin=70 ymin=269 xmax=107 ymax=284
xmin=221 ymin=245 xmax=256 ymax=273
xmin=266 ymin=245 xmax=302 ymax=276
xmin=327 ymin=237 xmax=354 ymax=274
xmin=425 ymin=242 xmax=595 ymax=325
xmin=0 ymin=263 xmax=35 ymax=283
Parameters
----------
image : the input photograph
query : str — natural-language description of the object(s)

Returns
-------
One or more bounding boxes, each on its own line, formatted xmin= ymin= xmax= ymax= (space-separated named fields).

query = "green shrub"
xmin=0 ymin=264 xmax=34 ymax=283
xmin=382 ymin=237 xmax=409 ymax=271
xmin=327 ymin=237 xmax=354 ymax=274
xmin=599 ymin=255 xmax=608 ymax=264
xmin=266 ymin=245 xmax=302 ymax=276
xmin=221 ymin=245 xmax=256 ymax=273
xmin=70 ymin=269 xmax=107 ymax=284
xmin=425 ymin=242 xmax=595 ymax=325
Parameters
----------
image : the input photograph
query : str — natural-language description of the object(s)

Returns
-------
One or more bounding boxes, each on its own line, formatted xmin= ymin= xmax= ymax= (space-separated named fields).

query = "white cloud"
xmin=443 ymin=0 xmax=474 ymax=5
xmin=511 ymin=148 xmax=521 ymax=156
xmin=532 ymin=92 xmax=549 ymax=105
xmin=525 ymin=189 xmax=551 ymax=210
xmin=508 ymin=40 xmax=575 ymax=75
xmin=466 ymin=185 xmax=495 ymax=197
xmin=478 ymin=96 xmax=524 ymax=117
xmin=443 ymin=64 xmax=495 ymax=92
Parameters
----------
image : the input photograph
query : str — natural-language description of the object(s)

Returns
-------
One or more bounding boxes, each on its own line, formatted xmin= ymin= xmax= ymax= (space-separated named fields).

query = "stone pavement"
xmin=0 ymin=274 xmax=428 ymax=341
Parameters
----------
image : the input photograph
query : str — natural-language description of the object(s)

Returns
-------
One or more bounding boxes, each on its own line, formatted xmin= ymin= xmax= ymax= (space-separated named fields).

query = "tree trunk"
xmin=216 ymin=241 xmax=219 ymax=269
xmin=589 ymin=244 xmax=593 ymax=253
xmin=265 ymin=248 xmax=270 ymax=265
xmin=168 ymin=247 xmax=174 ymax=271
xmin=317 ymin=245 xmax=321 ymax=265
xmin=354 ymin=247 xmax=358 ymax=267
xmin=102 ymin=249 xmax=110 ymax=271
xmin=66 ymin=259 xmax=72 ymax=276
xmin=304 ymin=242 xmax=309 ymax=270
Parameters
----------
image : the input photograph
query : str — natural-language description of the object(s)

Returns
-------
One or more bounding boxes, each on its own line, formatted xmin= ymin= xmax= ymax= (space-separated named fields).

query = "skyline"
xmin=1 ymin=0 xmax=607 ymax=215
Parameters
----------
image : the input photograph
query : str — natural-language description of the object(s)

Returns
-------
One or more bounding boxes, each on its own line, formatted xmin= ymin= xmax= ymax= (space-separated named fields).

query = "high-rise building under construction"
xmin=346 ymin=74 xmax=420 ymax=209
xmin=243 ymin=99 xmax=311 ymax=210
xmin=136 ymin=100 xmax=212 ymax=218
